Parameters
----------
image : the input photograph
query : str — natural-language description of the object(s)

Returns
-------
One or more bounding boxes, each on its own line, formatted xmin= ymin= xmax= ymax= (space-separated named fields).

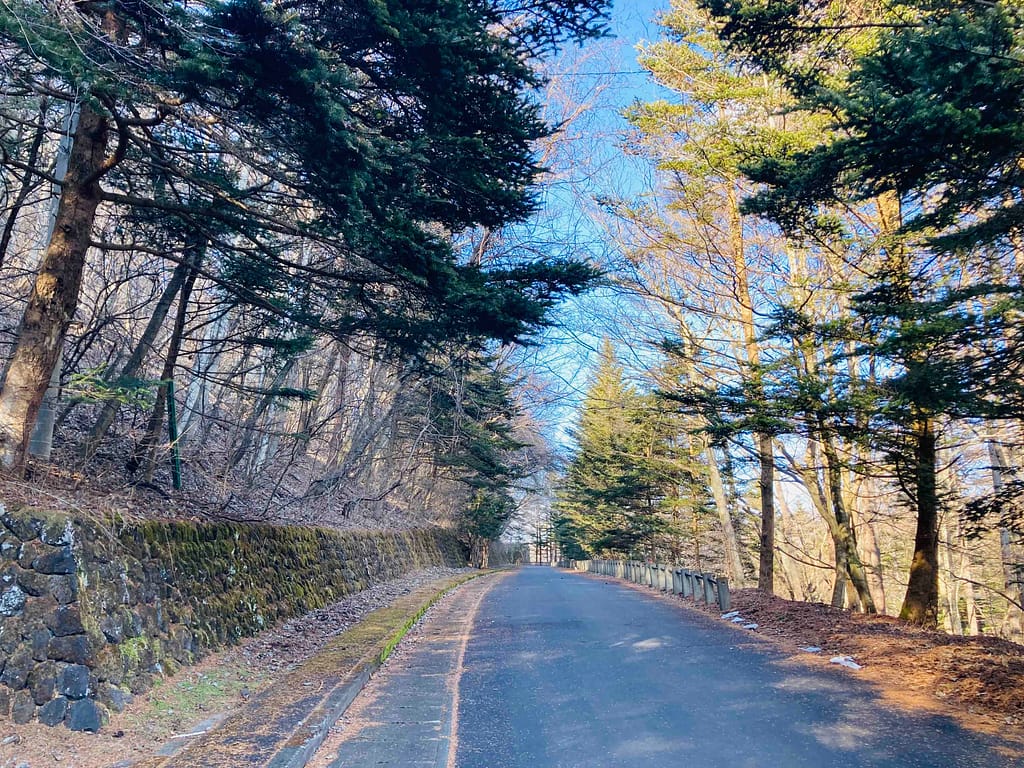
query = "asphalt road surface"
xmin=319 ymin=567 xmax=1018 ymax=768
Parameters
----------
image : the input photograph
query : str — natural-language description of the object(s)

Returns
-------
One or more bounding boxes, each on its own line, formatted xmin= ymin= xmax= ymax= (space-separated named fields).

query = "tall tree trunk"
xmin=819 ymin=432 xmax=876 ymax=613
xmin=227 ymin=356 xmax=299 ymax=472
xmin=726 ymin=184 xmax=774 ymax=593
xmin=988 ymin=439 xmax=1024 ymax=641
xmin=81 ymin=259 xmax=191 ymax=459
xmin=956 ymin=522 xmax=981 ymax=636
xmin=756 ymin=432 xmax=775 ymax=592
xmin=856 ymin=505 xmax=888 ymax=613
xmin=938 ymin=521 xmax=963 ymax=635
xmin=131 ymin=249 xmax=201 ymax=482
xmin=0 ymin=104 xmax=108 ymax=469
xmin=703 ymin=435 xmax=745 ymax=586
xmin=899 ymin=417 xmax=940 ymax=627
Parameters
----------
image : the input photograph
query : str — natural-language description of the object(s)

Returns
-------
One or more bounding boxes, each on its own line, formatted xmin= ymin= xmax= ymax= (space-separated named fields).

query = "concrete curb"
xmin=266 ymin=571 xmax=486 ymax=768
xmin=134 ymin=570 xmax=488 ymax=768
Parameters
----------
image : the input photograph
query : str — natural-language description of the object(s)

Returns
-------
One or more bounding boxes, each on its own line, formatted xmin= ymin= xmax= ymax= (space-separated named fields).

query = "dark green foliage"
xmin=555 ymin=343 xmax=683 ymax=558
xmin=462 ymin=489 xmax=517 ymax=543
xmin=0 ymin=0 xmax=608 ymax=356
xmin=431 ymin=357 xmax=527 ymax=493
xmin=704 ymin=0 xmax=1024 ymax=251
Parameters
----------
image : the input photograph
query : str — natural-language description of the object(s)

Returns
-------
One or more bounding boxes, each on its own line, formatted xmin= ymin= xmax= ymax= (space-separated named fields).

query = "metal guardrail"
xmin=557 ymin=558 xmax=730 ymax=612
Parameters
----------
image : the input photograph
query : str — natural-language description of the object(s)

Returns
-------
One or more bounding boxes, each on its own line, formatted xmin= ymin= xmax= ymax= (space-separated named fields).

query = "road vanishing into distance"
xmin=311 ymin=567 xmax=1018 ymax=768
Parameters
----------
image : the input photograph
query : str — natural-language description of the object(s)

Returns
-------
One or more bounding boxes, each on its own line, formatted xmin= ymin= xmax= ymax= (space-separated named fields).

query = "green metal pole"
xmin=167 ymin=378 xmax=183 ymax=490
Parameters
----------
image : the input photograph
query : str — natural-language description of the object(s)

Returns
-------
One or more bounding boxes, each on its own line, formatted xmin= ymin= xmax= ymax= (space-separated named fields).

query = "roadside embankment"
xmin=0 ymin=503 xmax=464 ymax=733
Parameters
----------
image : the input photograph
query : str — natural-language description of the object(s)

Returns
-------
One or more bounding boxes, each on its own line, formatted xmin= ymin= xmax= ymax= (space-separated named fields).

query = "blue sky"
xmin=509 ymin=0 xmax=676 ymax=449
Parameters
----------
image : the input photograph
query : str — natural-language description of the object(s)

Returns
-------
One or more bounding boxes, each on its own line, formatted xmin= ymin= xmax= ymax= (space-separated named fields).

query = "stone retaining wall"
xmin=0 ymin=504 xmax=464 ymax=731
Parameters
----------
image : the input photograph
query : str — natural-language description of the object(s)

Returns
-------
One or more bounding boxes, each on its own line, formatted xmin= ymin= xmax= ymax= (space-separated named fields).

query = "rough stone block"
xmin=96 ymin=682 xmax=133 ymax=713
xmin=20 ymin=594 xmax=58 ymax=626
xmin=10 ymin=689 xmax=35 ymax=724
xmin=99 ymin=613 xmax=125 ymax=643
xmin=17 ymin=540 xmax=44 ymax=568
xmin=28 ymin=660 xmax=57 ymax=704
xmin=0 ymin=584 xmax=26 ymax=617
xmin=46 ymin=605 xmax=85 ymax=637
xmin=0 ymin=533 xmax=18 ymax=560
xmin=32 ymin=545 xmax=76 ymax=575
xmin=31 ymin=628 xmax=53 ymax=661
xmin=17 ymin=568 xmax=51 ymax=597
xmin=0 ymin=617 xmax=23 ymax=654
xmin=1 ymin=507 xmax=38 ymax=541
xmin=57 ymin=664 xmax=90 ymax=699
xmin=47 ymin=634 xmax=95 ymax=665
xmin=0 ymin=684 xmax=11 ymax=716
xmin=66 ymin=698 xmax=108 ymax=732
xmin=38 ymin=695 xmax=69 ymax=726
xmin=92 ymin=646 xmax=126 ymax=685
xmin=1 ymin=647 xmax=34 ymax=689
xmin=127 ymin=671 xmax=153 ymax=695
xmin=40 ymin=519 xmax=74 ymax=547
xmin=50 ymin=574 xmax=78 ymax=605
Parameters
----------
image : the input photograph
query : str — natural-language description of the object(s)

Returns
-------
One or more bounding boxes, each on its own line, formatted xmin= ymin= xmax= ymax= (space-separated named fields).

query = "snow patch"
xmin=830 ymin=655 xmax=863 ymax=670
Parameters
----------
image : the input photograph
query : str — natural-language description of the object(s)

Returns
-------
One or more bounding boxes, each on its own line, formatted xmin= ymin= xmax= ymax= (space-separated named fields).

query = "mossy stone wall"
xmin=0 ymin=503 xmax=464 ymax=730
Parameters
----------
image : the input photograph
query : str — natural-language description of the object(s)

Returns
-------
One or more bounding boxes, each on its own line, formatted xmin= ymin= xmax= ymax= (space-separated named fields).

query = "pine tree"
xmin=697 ymin=0 xmax=1024 ymax=625
xmin=556 ymin=341 xmax=676 ymax=558
xmin=0 ymin=0 xmax=609 ymax=468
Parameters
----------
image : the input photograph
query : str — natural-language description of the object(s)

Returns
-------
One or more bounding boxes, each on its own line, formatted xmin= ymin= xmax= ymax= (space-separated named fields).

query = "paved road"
xmin=316 ymin=567 xmax=1017 ymax=768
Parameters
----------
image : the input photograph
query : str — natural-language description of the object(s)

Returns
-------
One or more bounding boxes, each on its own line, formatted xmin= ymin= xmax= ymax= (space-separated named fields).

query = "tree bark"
xmin=819 ymin=432 xmax=876 ymax=613
xmin=0 ymin=104 xmax=108 ymax=469
xmin=703 ymin=435 xmax=745 ymax=586
xmin=756 ymin=432 xmax=775 ymax=592
xmin=856 ymin=505 xmax=888 ymax=613
xmin=227 ymin=356 xmax=299 ymax=473
xmin=131 ymin=248 xmax=201 ymax=482
xmin=899 ymin=417 xmax=940 ymax=627
xmin=726 ymin=183 xmax=774 ymax=593
xmin=988 ymin=439 xmax=1024 ymax=641
xmin=938 ymin=521 xmax=963 ymax=635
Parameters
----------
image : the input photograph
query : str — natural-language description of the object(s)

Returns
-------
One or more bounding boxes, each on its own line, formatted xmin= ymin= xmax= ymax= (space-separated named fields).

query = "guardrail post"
xmin=671 ymin=568 xmax=680 ymax=594
xmin=716 ymin=577 xmax=730 ymax=611
xmin=695 ymin=573 xmax=706 ymax=602
xmin=703 ymin=573 xmax=716 ymax=605
xmin=661 ymin=565 xmax=669 ymax=592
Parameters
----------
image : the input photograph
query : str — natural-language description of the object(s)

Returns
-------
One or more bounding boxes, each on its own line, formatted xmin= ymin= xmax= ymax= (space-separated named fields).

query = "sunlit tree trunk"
xmin=726 ymin=185 xmax=775 ymax=593
xmin=987 ymin=439 xmax=1024 ymax=640
xmin=0 ymin=104 xmax=108 ymax=469
xmin=939 ymin=521 xmax=963 ymax=635
xmin=703 ymin=435 xmax=745 ymax=586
